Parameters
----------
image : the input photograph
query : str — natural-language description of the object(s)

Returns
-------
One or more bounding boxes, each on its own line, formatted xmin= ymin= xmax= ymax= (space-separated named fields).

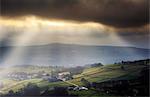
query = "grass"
xmin=0 ymin=63 xmax=146 ymax=94
xmin=69 ymin=63 xmax=146 ymax=85
xmin=69 ymin=89 xmax=110 ymax=97
xmin=1 ymin=79 xmax=42 ymax=93
xmin=0 ymin=79 xmax=69 ymax=94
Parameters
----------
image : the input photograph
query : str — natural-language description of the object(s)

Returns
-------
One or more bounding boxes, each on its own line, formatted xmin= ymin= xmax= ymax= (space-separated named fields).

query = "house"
xmin=42 ymin=76 xmax=61 ymax=82
xmin=7 ymin=72 xmax=32 ymax=81
xmin=58 ymin=72 xmax=71 ymax=79
xmin=73 ymin=86 xmax=88 ymax=91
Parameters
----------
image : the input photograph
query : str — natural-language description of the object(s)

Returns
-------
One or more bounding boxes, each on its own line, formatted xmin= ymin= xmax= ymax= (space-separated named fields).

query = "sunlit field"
xmin=0 ymin=0 xmax=149 ymax=96
xmin=0 ymin=59 xmax=149 ymax=97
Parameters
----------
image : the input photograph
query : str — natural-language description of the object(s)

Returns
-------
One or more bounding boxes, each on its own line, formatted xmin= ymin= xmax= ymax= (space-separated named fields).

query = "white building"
xmin=58 ymin=72 xmax=71 ymax=80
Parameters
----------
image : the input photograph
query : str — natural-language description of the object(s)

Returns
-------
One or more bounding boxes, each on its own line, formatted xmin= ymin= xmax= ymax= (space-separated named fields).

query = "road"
xmin=61 ymin=80 xmax=79 ymax=87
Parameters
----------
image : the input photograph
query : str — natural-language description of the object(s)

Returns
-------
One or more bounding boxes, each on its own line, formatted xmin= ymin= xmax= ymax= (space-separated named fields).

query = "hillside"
xmin=0 ymin=43 xmax=149 ymax=66
xmin=0 ymin=59 xmax=148 ymax=96
xmin=69 ymin=61 xmax=148 ymax=85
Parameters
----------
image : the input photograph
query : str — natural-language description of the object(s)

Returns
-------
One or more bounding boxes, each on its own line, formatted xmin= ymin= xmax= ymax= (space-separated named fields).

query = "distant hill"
xmin=0 ymin=43 xmax=149 ymax=66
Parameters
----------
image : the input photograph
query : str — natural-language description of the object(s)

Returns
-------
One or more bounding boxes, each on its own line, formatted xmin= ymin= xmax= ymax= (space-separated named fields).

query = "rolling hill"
xmin=0 ymin=60 xmax=148 ymax=94
xmin=0 ymin=43 xmax=149 ymax=66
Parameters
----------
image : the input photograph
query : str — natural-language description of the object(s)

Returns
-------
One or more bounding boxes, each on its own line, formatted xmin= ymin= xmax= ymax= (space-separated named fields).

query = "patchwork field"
xmin=0 ymin=61 xmax=147 ymax=96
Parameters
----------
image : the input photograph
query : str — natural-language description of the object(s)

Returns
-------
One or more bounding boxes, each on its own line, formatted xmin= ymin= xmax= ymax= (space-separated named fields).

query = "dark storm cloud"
xmin=1 ymin=0 xmax=149 ymax=27
xmin=115 ymin=24 xmax=149 ymax=48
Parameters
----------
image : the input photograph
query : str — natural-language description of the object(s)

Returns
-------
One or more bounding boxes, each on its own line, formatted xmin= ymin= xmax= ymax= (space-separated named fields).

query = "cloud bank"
xmin=1 ymin=0 xmax=149 ymax=27
xmin=0 ymin=0 xmax=149 ymax=48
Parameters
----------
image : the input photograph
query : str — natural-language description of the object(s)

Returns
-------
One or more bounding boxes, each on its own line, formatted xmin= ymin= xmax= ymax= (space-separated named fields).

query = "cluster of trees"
xmin=90 ymin=63 xmax=103 ymax=67
xmin=86 ymin=63 xmax=103 ymax=68
xmin=81 ymin=78 xmax=91 ymax=88
xmin=79 ymin=62 xmax=149 ymax=96
xmin=3 ymin=83 xmax=40 ymax=96
xmin=116 ymin=59 xmax=150 ymax=65
xmin=2 ymin=83 xmax=78 ymax=97
xmin=91 ymin=67 xmax=149 ymax=96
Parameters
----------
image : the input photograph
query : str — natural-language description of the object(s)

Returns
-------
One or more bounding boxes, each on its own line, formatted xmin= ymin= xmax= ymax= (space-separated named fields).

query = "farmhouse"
xmin=67 ymin=86 xmax=88 ymax=91
xmin=58 ymin=72 xmax=72 ymax=81
xmin=58 ymin=72 xmax=70 ymax=78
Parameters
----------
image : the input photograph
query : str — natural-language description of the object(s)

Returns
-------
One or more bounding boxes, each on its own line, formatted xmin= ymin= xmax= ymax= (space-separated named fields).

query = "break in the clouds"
xmin=0 ymin=0 xmax=149 ymax=48
xmin=1 ymin=0 xmax=149 ymax=27
xmin=0 ymin=16 xmax=149 ymax=48
xmin=0 ymin=0 xmax=149 ymax=67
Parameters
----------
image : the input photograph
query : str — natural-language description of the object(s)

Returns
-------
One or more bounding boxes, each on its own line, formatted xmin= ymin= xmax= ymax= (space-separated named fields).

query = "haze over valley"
xmin=0 ymin=43 xmax=149 ymax=67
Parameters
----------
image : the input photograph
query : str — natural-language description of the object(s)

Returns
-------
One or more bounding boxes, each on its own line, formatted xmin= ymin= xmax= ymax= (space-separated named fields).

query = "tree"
xmin=91 ymin=63 xmax=103 ymax=67
xmin=23 ymin=83 xmax=40 ymax=96
xmin=81 ymin=78 xmax=91 ymax=87
xmin=121 ymin=65 xmax=125 ymax=70
xmin=7 ymin=90 xmax=14 ymax=96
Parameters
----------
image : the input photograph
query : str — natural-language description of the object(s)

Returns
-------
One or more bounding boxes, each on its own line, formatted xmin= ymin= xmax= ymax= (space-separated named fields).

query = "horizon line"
xmin=0 ymin=42 xmax=149 ymax=49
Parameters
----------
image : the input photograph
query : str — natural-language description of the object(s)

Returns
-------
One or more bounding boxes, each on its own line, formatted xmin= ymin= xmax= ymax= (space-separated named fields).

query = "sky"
xmin=0 ymin=0 xmax=149 ymax=48
xmin=0 ymin=0 xmax=149 ymax=67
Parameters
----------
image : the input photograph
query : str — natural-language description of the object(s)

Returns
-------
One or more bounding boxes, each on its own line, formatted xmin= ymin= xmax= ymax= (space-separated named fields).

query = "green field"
xmin=0 ymin=63 xmax=147 ymax=96
xmin=69 ymin=63 xmax=145 ymax=85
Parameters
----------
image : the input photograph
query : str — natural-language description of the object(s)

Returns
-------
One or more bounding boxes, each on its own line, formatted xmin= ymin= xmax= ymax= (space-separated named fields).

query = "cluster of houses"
xmin=6 ymin=71 xmax=73 ymax=82
xmin=67 ymin=86 xmax=88 ymax=91
xmin=7 ymin=72 xmax=33 ymax=81
xmin=42 ymin=72 xmax=73 ymax=82
xmin=58 ymin=72 xmax=73 ymax=81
